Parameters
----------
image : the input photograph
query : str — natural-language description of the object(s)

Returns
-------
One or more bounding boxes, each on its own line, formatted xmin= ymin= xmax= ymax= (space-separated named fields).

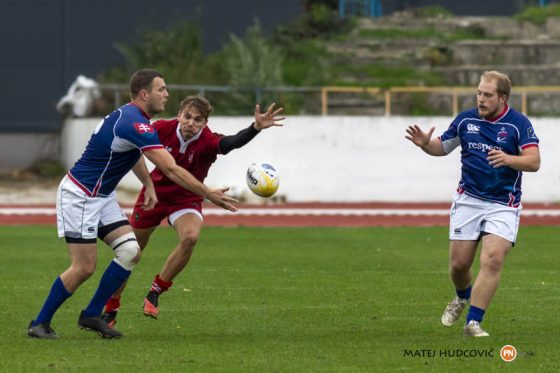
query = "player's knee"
xmin=109 ymin=232 xmax=140 ymax=271
xmin=77 ymin=264 xmax=96 ymax=280
xmin=449 ymin=260 xmax=469 ymax=274
xmin=481 ymin=254 xmax=504 ymax=273
xmin=179 ymin=232 xmax=198 ymax=252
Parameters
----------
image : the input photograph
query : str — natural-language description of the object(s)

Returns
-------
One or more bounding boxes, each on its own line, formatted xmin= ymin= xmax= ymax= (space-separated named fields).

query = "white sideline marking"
xmin=1 ymin=207 xmax=560 ymax=217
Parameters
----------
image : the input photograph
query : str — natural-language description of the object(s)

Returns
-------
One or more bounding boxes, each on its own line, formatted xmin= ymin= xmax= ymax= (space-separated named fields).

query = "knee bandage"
xmin=109 ymin=232 xmax=140 ymax=271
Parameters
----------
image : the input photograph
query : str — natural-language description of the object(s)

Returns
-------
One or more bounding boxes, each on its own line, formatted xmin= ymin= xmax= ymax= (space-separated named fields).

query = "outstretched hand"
xmin=254 ymin=103 xmax=285 ymax=131
xmin=206 ymin=187 xmax=239 ymax=212
xmin=405 ymin=125 xmax=435 ymax=148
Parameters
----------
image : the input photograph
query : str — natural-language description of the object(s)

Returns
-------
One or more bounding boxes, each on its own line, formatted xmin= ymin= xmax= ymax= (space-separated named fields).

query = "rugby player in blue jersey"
xmin=406 ymin=71 xmax=540 ymax=337
xmin=27 ymin=69 xmax=237 ymax=339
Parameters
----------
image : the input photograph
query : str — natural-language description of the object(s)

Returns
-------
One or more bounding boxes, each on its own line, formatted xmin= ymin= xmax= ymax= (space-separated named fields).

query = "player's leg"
xmin=78 ymin=196 xmax=141 ymax=338
xmin=144 ymin=211 xmax=203 ymax=319
xmin=464 ymin=202 xmax=518 ymax=337
xmin=28 ymin=176 xmax=100 ymax=339
xmin=101 ymin=196 xmax=164 ymax=326
xmin=441 ymin=240 xmax=478 ymax=327
xmin=441 ymin=192 xmax=484 ymax=328
xmin=102 ymin=227 xmax=155 ymax=327
xmin=466 ymin=234 xmax=512 ymax=326
xmin=28 ymin=242 xmax=97 ymax=339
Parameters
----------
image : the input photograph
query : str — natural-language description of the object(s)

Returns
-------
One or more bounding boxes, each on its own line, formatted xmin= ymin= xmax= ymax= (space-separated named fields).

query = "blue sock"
xmin=456 ymin=285 xmax=472 ymax=300
xmin=83 ymin=260 xmax=131 ymax=317
xmin=33 ymin=277 xmax=72 ymax=325
xmin=466 ymin=305 xmax=485 ymax=323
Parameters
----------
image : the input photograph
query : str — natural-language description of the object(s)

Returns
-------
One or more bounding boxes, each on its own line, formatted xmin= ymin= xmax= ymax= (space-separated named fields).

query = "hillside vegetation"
xmin=99 ymin=5 xmax=560 ymax=116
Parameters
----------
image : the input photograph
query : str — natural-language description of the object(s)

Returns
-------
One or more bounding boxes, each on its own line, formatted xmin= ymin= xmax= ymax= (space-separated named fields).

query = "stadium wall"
xmin=61 ymin=116 xmax=558 ymax=203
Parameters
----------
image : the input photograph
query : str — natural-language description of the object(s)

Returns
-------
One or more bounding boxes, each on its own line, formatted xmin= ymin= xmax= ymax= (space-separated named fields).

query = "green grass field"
xmin=1 ymin=225 xmax=559 ymax=372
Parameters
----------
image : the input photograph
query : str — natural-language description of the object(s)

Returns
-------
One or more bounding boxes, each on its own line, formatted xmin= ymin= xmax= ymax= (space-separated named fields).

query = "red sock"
xmin=105 ymin=296 xmax=121 ymax=313
xmin=150 ymin=274 xmax=173 ymax=294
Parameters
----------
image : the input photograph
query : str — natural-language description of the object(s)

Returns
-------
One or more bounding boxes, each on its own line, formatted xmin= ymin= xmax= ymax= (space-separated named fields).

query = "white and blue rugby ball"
xmin=246 ymin=162 xmax=280 ymax=198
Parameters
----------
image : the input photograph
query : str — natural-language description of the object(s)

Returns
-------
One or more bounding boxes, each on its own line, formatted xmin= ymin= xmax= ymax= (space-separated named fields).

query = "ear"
xmin=139 ymin=89 xmax=149 ymax=102
xmin=499 ymin=95 xmax=507 ymax=104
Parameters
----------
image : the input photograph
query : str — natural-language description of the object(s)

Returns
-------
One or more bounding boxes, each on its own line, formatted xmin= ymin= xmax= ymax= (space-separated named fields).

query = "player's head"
xmin=477 ymin=71 xmax=511 ymax=119
xmin=177 ymin=96 xmax=213 ymax=140
xmin=130 ymin=69 xmax=169 ymax=116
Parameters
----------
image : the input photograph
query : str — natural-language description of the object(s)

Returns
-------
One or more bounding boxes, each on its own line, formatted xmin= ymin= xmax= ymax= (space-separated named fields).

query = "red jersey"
xmin=149 ymin=118 xmax=222 ymax=204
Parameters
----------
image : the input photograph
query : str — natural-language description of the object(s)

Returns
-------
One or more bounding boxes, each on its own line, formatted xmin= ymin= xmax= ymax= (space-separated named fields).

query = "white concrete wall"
xmin=0 ymin=133 xmax=60 ymax=170
xmin=61 ymin=116 xmax=559 ymax=202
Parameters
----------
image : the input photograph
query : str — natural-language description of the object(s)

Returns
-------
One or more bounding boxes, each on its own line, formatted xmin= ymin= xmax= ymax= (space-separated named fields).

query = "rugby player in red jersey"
xmin=102 ymin=96 xmax=284 ymax=325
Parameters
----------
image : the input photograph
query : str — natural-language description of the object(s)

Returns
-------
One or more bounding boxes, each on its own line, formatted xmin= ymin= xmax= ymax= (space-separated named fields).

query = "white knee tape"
xmin=109 ymin=232 xmax=140 ymax=271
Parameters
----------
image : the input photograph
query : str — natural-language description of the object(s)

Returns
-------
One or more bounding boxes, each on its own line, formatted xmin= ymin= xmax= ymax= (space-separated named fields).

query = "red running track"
xmin=2 ymin=203 xmax=560 ymax=227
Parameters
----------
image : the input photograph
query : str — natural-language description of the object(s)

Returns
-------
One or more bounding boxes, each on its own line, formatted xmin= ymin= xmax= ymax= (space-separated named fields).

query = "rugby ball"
xmin=246 ymin=162 xmax=279 ymax=198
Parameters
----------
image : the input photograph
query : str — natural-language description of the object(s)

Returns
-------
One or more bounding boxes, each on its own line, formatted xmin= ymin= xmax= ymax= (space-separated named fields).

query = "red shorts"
xmin=130 ymin=195 xmax=203 ymax=229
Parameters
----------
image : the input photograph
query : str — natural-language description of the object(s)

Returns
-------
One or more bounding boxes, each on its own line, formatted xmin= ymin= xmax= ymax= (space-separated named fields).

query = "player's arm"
xmin=219 ymin=103 xmax=285 ymax=155
xmin=143 ymin=148 xmax=238 ymax=212
xmin=487 ymin=146 xmax=540 ymax=172
xmin=131 ymin=157 xmax=157 ymax=210
xmin=405 ymin=125 xmax=446 ymax=156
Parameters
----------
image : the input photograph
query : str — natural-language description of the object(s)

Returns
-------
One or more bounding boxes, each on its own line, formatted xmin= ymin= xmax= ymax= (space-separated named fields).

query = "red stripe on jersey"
xmin=521 ymin=143 xmax=539 ymax=150
xmin=67 ymin=172 xmax=93 ymax=196
xmin=141 ymin=144 xmax=165 ymax=152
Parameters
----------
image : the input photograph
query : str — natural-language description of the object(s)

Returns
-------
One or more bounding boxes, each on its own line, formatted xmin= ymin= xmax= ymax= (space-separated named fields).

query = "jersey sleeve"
xmin=115 ymin=121 xmax=163 ymax=152
xmin=440 ymin=118 xmax=461 ymax=154
xmin=518 ymin=117 xmax=539 ymax=150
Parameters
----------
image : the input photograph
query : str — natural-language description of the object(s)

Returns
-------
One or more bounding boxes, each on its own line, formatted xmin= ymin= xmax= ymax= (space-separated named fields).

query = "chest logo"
xmin=188 ymin=152 xmax=194 ymax=163
xmin=497 ymin=127 xmax=508 ymax=143
xmin=466 ymin=123 xmax=480 ymax=133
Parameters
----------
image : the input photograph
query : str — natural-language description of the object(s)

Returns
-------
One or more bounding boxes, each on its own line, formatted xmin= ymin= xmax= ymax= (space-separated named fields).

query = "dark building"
xmin=2 ymin=0 xmax=556 ymax=134
xmin=1 ymin=0 xmax=303 ymax=134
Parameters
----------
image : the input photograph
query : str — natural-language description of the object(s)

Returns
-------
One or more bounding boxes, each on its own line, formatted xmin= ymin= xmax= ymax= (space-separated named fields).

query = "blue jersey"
xmin=440 ymin=105 xmax=539 ymax=206
xmin=68 ymin=103 xmax=163 ymax=197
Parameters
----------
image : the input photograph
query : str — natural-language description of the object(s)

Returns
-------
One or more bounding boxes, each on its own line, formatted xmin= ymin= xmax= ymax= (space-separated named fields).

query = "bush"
xmin=514 ymin=4 xmax=560 ymax=25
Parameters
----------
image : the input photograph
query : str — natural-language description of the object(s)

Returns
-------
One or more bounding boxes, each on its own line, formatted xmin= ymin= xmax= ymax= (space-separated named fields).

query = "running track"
xmin=2 ymin=203 xmax=560 ymax=227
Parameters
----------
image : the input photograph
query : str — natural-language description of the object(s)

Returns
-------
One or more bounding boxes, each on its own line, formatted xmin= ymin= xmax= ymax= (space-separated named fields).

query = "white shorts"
xmin=56 ymin=175 xmax=128 ymax=240
xmin=449 ymin=192 xmax=521 ymax=244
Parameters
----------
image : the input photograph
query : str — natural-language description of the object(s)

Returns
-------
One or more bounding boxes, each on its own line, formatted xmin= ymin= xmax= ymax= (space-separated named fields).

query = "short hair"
xmin=129 ymin=69 xmax=164 ymax=99
xmin=480 ymin=70 xmax=511 ymax=99
xmin=178 ymin=96 xmax=214 ymax=119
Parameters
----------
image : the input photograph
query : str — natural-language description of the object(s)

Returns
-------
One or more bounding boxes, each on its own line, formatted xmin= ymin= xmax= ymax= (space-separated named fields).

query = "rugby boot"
xmin=78 ymin=310 xmax=123 ymax=338
xmin=143 ymin=291 xmax=159 ymax=319
xmin=441 ymin=296 xmax=468 ymax=327
xmin=27 ymin=320 xmax=59 ymax=339
xmin=463 ymin=320 xmax=490 ymax=337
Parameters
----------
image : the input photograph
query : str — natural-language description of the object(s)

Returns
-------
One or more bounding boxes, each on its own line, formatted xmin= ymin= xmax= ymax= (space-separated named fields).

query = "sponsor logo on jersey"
xmin=133 ymin=122 xmax=155 ymax=135
xmin=467 ymin=142 xmax=501 ymax=152
xmin=454 ymin=228 xmax=462 ymax=234
xmin=497 ymin=127 xmax=508 ymax=143
xmin=188 ymin=152 xmax=194 ymax=163
xmin=87 ymin=226 xmax=95 ymax=232
xmin=165 ymin=146 xmax=173 ymax=152
xmin=527 ymin=127 xmax=537 ymax=139
xmin=466 ymin=123 xmax=480 ymax=133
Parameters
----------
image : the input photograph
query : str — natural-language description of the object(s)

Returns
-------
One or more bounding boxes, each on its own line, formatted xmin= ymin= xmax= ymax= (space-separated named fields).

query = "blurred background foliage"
xmin=98 ymin=2 xmax=560 ymax=116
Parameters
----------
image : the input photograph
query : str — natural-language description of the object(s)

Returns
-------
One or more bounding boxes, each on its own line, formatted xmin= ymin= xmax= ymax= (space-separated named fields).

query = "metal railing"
xmin=100 ymin=83 xmax=560 ymax=116
xmin=321 ymin=86 xmax=560 ymax=116
xmin=99 ymin=83 xmax=321 ymax=111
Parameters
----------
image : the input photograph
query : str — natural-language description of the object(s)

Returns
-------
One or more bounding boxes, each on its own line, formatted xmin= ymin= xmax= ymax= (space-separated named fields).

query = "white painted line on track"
xmin=2 ymin=207 xmax=560 ymax=217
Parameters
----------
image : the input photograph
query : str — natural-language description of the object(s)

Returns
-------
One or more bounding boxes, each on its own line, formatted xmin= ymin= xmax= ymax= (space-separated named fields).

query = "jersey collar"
xmin=485 ymin=104 xmax=509 ymax=123
xmin=129 ymin=102 xmax=152 ymax=120
xmin=176 ymin=123 xmax=203 ymax=154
